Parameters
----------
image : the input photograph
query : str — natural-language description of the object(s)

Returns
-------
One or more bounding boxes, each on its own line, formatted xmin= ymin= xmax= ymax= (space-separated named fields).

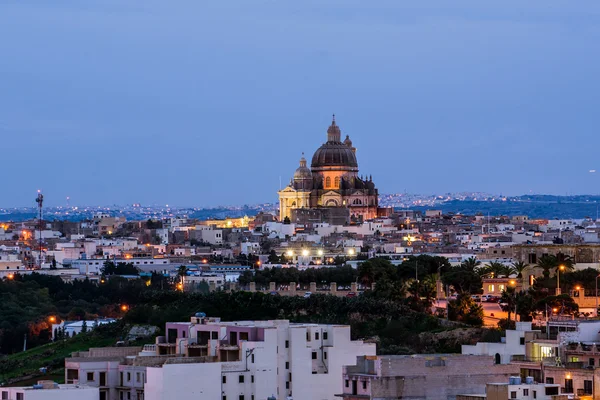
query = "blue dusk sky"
xmin=1 ymin=0 xmax=600 ymax=207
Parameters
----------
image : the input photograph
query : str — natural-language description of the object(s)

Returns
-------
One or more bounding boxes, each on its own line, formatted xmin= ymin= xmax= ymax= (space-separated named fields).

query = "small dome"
xmin=294 ymin=154 xmax=312 ymax=184
xmin=343 ymin=135 xmax=353 ymax=147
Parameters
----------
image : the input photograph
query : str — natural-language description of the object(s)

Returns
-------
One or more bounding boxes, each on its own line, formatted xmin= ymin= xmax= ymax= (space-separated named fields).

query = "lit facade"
xmin=278 ymin=116 xmax=379 ymax=223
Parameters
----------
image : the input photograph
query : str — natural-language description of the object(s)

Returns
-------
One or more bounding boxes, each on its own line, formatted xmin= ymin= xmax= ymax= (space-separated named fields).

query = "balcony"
xmin=510 ymin=355 xmax=557 ymax=366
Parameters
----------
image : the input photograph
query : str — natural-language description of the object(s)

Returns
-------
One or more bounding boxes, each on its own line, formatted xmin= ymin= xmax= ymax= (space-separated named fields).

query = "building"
xmin=65 ymin=315 xmax=375 ymax=400
xmin=0 ymin=381 xmax=98 ymax=400
xmin=51 ymin=319 xmax=117 ymax=340
xmin=456 ymin=378 xmax=565 ymax=400
xmin=278 ymin=116 xmax=380 ymax=223
xmin=462 ymin=322 xmax=534 ymax=365
xmin=65 ymin=347 xmax=147 ymax=400
xmin=337 ymin=354 xmax=518 ymax=400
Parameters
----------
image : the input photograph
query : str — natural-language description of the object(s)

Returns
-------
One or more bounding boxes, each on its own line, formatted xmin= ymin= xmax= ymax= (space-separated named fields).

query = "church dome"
xmin=311 ymin=116 xmax=358 ymax=171
xmin=294 ymin=155 xmax=312 ymax=179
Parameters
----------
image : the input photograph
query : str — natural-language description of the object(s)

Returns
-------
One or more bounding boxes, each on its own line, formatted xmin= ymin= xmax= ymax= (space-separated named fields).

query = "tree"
xmin=177 ymin=265 xmax=188 ymax=279
xmin=461 ymin=257 xmax=481 ymax=272
xmin=81 ymin=320 xmax=88 ymax=334
xmin=101 ymin=261 xmax=140 ymax=276
xmin=268 ymin=250 xmax=280 ymax=264
xmin=447 ymin=293 xmax=484 ymax=326
xmin=500 ymin=287 xmax=517 ymax=324
xmin=512 ymin=261 xmax=528 ymax=279
xmin=283 ymin=216 xmax=291 ymax=225
xmin=50 ymin=259 xmax=57 ymax=270
xmin=536 ymin=254 xmax=559 ymax=279
xmin=442 ymin=267 xmax=482 ymax=294
xmin=358 ymin=258 xmax=397 ymax=287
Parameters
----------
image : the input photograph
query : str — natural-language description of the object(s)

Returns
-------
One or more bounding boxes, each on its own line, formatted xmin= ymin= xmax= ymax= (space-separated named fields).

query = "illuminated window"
xmin=488 ymin=285 xmax=495 ymax=293
xmin=541 ymin=346 xmax=553 ymax=358
xmin=326 ymin=177 xmax=331 ymax=188
xmin=334 ymin=177 xmax=340 ymax=188
xmin=499 ymin=285 xmax=505 ymax=291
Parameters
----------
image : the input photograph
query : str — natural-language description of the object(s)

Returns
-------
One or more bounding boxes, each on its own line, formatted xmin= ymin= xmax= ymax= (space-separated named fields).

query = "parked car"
xmin=303 ymin=291 xmax=312 ymax=298
xmin=269 ymin=291 xmax=280 ymax=296
xmin=471 ymin=295 xmax=482 ymax=302
xmin=346 ymin=292 xmax=357 ymax=298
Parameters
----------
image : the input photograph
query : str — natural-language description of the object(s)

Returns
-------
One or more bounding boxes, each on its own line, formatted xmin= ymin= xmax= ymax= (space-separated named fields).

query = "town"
xmin=1 ymin=118 xmax=600 ymax=400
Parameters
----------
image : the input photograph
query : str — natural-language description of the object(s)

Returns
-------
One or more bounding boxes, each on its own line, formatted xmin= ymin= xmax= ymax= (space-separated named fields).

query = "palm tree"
xmin=482 ymin=261 xmax=511 ymax=278
xmin=461 ymin=257 xmax=481 ymax=272
xmin=555 ymin=252 xmax=574 ymax=274
xmin=512 ymin=261 xmax=528 ymax=278
xmin=536 ymin=255 xmax=558 ymax=279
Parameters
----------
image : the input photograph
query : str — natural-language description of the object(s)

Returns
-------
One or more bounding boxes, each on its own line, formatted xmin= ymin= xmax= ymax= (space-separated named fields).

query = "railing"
xmin=510 ymin=356 xmax=557 ymax=366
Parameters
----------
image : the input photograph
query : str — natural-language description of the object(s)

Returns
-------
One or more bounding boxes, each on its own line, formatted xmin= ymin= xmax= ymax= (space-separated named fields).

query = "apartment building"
xmin=65 ymin=347 xmax=146 ymax=400
xmin=338 ymin=354 xmax=518 ymax=400
xmin=65 ymin=315 xmax=375 ymax=400
xmin=0 ymin=381 xmax=98 ymax=400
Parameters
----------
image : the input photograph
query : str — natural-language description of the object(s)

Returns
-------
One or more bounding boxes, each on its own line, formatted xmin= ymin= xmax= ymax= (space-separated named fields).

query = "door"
xmin=100 ymin=372 xmax=106 ymax=386
xmin=352 ymin=380 xmax=357 ymax=395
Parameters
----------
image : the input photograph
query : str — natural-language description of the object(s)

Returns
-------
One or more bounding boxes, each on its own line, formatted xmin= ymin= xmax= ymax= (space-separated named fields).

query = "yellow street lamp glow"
xmin=317 ymin=249 xmax=323 ymax=256
xmin=509 ymin=280 xmax=516 ymax=286
xmin=576 ymin=286 xmax=581 ymax=291
xmin=552 ymin=307 xmax=558 ymax=313
xmin=286 ymin=250 xmax=294 ymax=257
xmin=48 ymin=316 xmax=56 ymax=323
xmin=347 ymin=248 xmax=355 ymax=256
xmin=559 ymin=265 xmax=565 ymax=271
xmin=7 ymin=273 xmax=14 ymax=280
xmin=302 ymin=249 xmax=309 ymax=257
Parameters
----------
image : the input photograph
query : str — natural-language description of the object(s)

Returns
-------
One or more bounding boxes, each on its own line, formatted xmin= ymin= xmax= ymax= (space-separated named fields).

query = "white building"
xmin=0 ymin=381 xmax=98 ymax=400
xmin=147 ymin=316 xmax=375 ymax=400
xmin=462 ymin=322 xmax=534 ymax=364
xmin=66 ymin=316 xmax=375 ymax=400
xmin=52 ymin=319 xmax=117 ymax=340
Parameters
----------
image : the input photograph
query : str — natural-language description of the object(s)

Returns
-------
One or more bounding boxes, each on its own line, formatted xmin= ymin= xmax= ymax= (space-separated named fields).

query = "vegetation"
xmin=0 ymin=322 xmax=125 ymax=385
xmin=0 ymin=273 xmax=150 ymax=354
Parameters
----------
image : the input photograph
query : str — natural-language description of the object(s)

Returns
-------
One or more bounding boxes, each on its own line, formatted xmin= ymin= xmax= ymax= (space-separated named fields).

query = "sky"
xmin=1 ymin=0 xmax=600 ymax=207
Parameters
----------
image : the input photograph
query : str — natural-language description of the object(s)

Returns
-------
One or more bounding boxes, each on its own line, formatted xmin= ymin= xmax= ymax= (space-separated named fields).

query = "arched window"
xmin=334 ymin=176 xmax=340 ymax=188
xmin=495 ymin=353 xmax=501 ymax=365
xmin=325 ymin=177 xmax=331 ymax=188
xmin=291 ymin=201 xmax=296 ymax=207
xmin=353 ymin=199 xmax=362 ymax=205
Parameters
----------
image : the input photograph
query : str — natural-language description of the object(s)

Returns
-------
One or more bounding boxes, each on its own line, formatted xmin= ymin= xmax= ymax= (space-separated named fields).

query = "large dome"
xmin=311 ymin=117 xmax=358 ymax=171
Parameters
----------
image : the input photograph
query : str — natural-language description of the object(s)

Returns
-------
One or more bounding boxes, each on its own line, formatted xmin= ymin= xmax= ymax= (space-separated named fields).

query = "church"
xmin=278 ymin=116 xmax=381 ymax=223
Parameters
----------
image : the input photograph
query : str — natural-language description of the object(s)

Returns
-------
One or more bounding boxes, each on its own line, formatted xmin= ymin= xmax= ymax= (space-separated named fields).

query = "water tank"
xmin=525 ymin=376 xmax=534 ymax=384
xmin=509 ymin=376 xmax=522 ymax=385
xmin=195 ymin=312 xmax=207 ymax=318
xmin=32 ymin=384 xmax=43 ymax=390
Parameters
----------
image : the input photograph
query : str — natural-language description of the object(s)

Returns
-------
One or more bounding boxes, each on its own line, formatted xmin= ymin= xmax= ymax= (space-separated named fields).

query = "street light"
xmin=556 ymin=265 xmax=565 ymax=295
xmin=48 ymin=316 xmax=56 ymax=323
xmin=121 ymin=304 xmax=129 ymax=312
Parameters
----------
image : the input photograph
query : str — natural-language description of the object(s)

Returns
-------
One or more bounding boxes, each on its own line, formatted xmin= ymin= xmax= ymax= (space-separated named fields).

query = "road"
xmin=435 ymin=299 xmax=509 ymax=327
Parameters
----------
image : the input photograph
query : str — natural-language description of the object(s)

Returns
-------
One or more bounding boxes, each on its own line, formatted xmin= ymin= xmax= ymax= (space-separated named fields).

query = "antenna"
xmin=35 ymin=190 xmax=44 ymax=268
